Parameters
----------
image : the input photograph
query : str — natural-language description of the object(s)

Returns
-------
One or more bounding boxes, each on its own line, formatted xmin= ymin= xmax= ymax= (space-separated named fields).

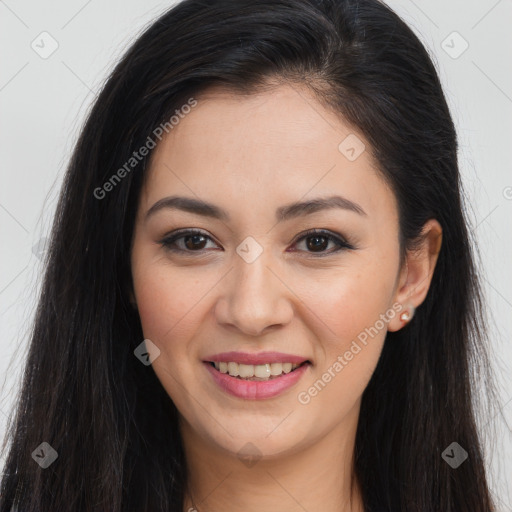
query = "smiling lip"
xmin=202 ymin=351 xmax=311 ymax=400
xmin=204 ymin=360 xmax=310 ymax=400
xmin=203 ymin=351 xmax=309 ymax=365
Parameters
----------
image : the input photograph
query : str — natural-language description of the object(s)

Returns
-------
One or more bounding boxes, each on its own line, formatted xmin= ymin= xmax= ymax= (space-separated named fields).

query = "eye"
xmin=159 ymin=228 xmax=355 ymax=256
xmin=160 ymin=229 xmax=219 ymax=253
xmin=289 ymin=229 xmax=355 ymax=256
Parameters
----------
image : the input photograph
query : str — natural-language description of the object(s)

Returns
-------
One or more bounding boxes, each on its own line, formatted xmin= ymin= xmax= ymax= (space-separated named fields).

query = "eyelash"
xmin=159 ymin=228 xmax=356 ymax=257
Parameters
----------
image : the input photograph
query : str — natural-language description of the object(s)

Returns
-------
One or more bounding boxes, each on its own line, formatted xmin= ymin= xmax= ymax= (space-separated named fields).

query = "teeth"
xmin=227 ymin=361 xmax=239 ymax=376
xmin=254 ymin=364 xmax=271 ymax=378
xmin=239 ymin=364 xmax=254 ymax=378
xmin=270 ymin=363 xmax=283 ymax=376
xmin=212 ymin=361 xmax=302 ymax=380
xmin=282 ymin=363 xmax=293 ymax=373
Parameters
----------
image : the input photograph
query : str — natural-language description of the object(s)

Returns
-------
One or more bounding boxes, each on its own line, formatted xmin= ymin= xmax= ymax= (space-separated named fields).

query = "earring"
xmin=400 ymin=306 xmax=415 ymax=322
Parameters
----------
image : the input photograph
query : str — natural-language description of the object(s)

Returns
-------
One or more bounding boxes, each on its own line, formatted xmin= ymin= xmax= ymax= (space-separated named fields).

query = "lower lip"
xmin=204 ymin=361 xmax=310 ymax=400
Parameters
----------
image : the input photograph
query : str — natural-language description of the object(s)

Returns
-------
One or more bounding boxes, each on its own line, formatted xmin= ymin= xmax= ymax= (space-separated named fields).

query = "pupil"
xmin=307 ymin=235 xmax=327 ymax=251
xmin=185 ymin=234 xmax=206 ymax=250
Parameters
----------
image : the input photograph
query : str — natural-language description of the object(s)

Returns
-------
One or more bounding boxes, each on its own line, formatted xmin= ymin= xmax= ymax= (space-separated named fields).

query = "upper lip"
xmin=204 ymin=351 xmax=310 ymax=365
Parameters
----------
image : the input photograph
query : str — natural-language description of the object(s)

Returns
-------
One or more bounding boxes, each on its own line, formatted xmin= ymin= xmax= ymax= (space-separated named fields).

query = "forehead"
xmin=142 ymin=84 xmax=395 ymax=223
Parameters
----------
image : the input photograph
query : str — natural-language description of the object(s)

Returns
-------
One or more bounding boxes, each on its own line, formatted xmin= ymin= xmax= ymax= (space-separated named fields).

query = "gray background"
xmin=1 ymin=0 xmax=511 ymax=508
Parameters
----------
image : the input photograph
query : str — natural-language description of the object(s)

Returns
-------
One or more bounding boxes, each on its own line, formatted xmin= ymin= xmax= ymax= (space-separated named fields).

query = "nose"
xmin=214 ymin=251 xmax=294 ymax=337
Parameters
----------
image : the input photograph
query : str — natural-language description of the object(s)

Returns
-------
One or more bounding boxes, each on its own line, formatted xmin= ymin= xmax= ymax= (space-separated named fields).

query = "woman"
xmin=0 ymin=0 xmax=498 ymax=510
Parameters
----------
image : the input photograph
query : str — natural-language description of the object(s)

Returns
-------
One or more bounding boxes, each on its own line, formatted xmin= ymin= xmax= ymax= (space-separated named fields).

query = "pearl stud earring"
xmin=400 ymin=311 xmax=410 ymax=322
xmin=400 ymin=306 xmax=415 ymax=322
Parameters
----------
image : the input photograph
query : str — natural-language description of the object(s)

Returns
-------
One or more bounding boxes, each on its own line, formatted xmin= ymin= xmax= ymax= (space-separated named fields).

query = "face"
xmin=130 ymin=83 xmax=406 ymax=459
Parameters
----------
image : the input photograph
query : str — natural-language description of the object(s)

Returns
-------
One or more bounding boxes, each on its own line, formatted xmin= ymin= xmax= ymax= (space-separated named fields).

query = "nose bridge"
xmin=218 ymin=241 xmax=292 ymax=336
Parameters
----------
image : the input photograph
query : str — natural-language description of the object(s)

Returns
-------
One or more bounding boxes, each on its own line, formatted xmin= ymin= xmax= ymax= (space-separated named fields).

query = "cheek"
xmin=297 ymin=290 xmax=387 ymax=416
xmin=297 ymin=263 xmax=395 ymax=350
xmin=131 ymin=255 xmax=224 ymax=358
xmin=293 ymin=258 xmax=397 ymax=405
xmin=137 ymin=290 xmax=196 ymax=356
xmin=131 ymin=254 xmax=199 ymax=347
xmin=131 ymin=263 xmax=205 ymax=406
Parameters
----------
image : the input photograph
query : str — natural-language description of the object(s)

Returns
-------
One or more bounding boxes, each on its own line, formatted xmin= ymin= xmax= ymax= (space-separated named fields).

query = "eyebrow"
xmin=145 ymin=194 xmax=367 ymax=223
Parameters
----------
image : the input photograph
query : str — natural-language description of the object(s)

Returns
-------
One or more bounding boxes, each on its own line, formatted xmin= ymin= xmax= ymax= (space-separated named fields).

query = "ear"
xmin=387 ymin=219 xmax=442 ymax=332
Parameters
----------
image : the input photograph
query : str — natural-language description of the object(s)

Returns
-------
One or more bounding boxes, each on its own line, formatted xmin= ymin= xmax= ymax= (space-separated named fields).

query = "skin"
xmin=130 ymin=83 xmax=442 ymax=512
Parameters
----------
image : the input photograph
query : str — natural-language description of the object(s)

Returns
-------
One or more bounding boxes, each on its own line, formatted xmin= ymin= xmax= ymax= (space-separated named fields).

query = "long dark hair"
xmin=0 ymin=0 xmax=498 ymax=510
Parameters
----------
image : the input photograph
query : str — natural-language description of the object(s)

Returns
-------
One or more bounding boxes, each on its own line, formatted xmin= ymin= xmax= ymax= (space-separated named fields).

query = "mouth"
xmin=206 ymin=360 xmax=311 ymax=382
xmin=203 ymin=358 xmax=311 ymax=400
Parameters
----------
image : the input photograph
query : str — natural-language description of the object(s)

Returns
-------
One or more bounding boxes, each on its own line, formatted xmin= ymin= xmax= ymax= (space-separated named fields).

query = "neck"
xmin=180 ymin=401 xmax=364 ymax=512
